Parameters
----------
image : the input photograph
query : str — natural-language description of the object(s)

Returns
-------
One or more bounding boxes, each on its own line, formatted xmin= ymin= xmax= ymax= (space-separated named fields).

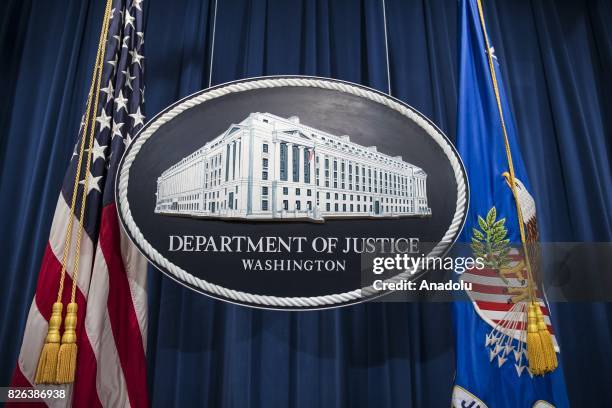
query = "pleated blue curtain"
xmin=1 ymin=0 xmax=610 ymax=406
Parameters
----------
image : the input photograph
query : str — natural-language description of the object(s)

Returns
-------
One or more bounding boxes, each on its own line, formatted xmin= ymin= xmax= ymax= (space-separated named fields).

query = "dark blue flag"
xmin=452 ymin=0 xmax=569 ymax=407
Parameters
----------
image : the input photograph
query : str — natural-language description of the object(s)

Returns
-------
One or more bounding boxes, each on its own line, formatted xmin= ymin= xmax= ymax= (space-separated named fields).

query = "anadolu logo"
xmin=116 ymin=76 xmax=468 ymax=310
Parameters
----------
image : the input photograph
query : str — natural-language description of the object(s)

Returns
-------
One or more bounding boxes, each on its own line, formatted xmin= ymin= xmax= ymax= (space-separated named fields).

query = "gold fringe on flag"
xmin=34 ymin=302 xmax=62 ymax=383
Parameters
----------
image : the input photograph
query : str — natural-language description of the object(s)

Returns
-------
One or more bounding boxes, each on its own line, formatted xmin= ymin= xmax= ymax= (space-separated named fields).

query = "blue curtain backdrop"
xmin=1 ymin=0 xmax=611 ymax=406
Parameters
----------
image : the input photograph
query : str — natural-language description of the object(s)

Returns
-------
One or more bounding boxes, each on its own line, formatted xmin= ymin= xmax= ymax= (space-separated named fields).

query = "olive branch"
xmin=471 ymin=207 xmax=511 ymax=272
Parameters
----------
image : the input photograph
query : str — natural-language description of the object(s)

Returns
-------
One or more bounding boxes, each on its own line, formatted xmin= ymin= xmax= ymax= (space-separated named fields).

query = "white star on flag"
xmin=111 ymin=121 xmax=124 ymax=140
xmin=136 ymin=31 xmax=144 ymax=46
xmin=100 ymin=80 xmax=114 ymax=99
xmin=107 ymin=54 xmax=118 ymax=68
xmin=129 ymin=107 xmax=145 ymax=127
xmin=129 ymin=49 xmax=144 ymax=67
xmin=123 ymin=68 xmax=135 ymax=90
xmin=96 ymin=109 xmax=112 ymax=131
xmin=124 ymin=10 xmax=135 ymax=29
xmin=87 ymin=138 xmax=107 ymax=163
xmin=123 ymin=133 xmax=133 ymax=148
xmin=79 ymin=170 xmax=102 ymax=195
xmin=114 ymin=90 xmax=129 ymax=112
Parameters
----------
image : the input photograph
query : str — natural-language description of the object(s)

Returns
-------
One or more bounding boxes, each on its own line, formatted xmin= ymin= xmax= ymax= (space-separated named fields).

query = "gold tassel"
xmin=536 ymin=304 xmax=558 ymax=373
xmin=35 ymin=302 xmax=63 ymax=383
xmin=527 ymin=302 xmax=547 ymax=375
xmin=56 ymin=302 xmax=78 ymax=383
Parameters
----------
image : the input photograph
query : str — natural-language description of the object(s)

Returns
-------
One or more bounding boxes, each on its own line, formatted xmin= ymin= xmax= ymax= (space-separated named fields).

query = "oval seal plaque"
xmin=116 ymin=76 xmax=468 ymax=310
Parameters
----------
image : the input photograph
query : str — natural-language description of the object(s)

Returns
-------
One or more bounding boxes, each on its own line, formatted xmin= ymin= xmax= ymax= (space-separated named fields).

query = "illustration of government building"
xmin=154 ymin=112 xmax=431 ymax=222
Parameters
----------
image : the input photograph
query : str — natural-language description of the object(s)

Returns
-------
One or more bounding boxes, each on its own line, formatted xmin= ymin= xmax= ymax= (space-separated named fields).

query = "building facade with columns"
xmin=155 ymin=112 xmax=431 ymax=222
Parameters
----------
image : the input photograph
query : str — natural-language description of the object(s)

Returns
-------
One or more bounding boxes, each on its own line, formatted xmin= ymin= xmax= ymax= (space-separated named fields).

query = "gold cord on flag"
xmin=475 ymin=0 xmax=557 ymax=375
xmin=34 ymin=0 xmax=114 ymax=384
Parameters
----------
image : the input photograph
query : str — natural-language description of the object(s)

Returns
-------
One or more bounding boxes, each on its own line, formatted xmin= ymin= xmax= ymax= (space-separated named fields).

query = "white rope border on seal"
xmin=118 ymin=77 xmax=467 ymax=308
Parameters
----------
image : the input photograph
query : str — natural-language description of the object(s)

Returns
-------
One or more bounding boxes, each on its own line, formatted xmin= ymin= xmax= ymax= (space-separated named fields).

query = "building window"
xmin=343 ymin=204 xmax=347 ymax=211
xmin=307 ymin=201 xmax=312 ymax=210
xmin=262 ymin=171 xmax=268 ymax=180
xmin=326 ymin=192 xmax=330 ymax=199
xmin=283 ymin=187 xmax=288 ymax=195
xmin=262 ymin=186 xmax=268 ymax=196
xmin=283 ymin=200 xmax=289 ymax=210
xmin=335 ymin=203 xmax=339 ymax=212
xmin=326 ymin=203 xmax=330 ymax=211
xmin=296 ymin=201 xmax=301 ymax=210
xmin=307 ymin=189 xmax=312 ymax=196
xmin=262 ymin=200 xmax=268 ymax=211
xmin=280 ymin=143 xmax=288 ymax=181
xmin=296 ymin=188 xmax=301 ymax=196
xmin=263 ymin=143 xmax=268 ymax=153
xmin=262 ymin=158 xmax=268 ymax=168
xmin=292 ymin=145 xmax=300 ymax=182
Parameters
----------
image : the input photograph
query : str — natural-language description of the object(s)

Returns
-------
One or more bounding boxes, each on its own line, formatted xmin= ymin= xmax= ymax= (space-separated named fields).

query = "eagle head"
xmin=501 ymin=171 xmax=536 ymax=225
xmin=502 ymin=171 xmax=527 ymax=192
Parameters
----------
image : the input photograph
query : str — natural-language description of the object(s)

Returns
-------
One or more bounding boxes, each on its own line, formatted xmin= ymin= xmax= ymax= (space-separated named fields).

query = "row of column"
xmin=281 ymin=142 xmax=314 ymax=184
xmin=223 ymin=139 xmax=241 ymax=183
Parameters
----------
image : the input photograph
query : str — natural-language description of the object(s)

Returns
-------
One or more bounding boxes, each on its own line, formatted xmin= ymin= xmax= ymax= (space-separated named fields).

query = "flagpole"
xmin=474 ymin=0 xmax=557 ymax=375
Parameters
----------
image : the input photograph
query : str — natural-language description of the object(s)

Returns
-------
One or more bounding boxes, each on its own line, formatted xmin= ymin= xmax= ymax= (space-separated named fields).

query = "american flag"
xmin=10 ymin=0 xmax=149 ymax=406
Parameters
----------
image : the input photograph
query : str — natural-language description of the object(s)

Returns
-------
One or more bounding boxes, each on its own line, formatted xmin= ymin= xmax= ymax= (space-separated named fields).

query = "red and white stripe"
xmin=9 ymin=198 xmax=149 ymax=407
xmin=461 ymin=260 xmax=559 ymax=351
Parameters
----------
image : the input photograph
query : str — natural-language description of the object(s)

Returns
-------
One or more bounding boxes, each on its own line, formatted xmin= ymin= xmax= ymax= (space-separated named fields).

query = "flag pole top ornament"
xmin=116 ymin=76 xmax=469 ymax=310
